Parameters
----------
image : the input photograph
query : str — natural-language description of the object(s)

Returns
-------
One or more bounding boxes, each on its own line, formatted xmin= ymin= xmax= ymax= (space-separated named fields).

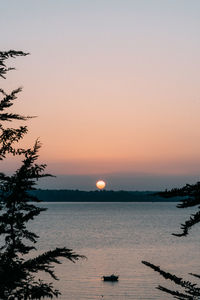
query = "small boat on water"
xmin=102 ymin=274 xmax=119 ymax=282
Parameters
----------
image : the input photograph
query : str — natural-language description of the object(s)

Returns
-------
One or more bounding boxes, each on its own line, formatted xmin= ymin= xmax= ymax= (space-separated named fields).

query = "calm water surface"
xmin=30 ymin=202 xmax=200 ymax=299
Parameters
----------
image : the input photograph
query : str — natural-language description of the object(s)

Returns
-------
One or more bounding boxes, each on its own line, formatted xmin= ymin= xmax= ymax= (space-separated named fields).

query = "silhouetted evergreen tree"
xmin=142 ymin=182 xmax=200 ymax=299
xmin=0 ymin=50 xmax=84 ymax=299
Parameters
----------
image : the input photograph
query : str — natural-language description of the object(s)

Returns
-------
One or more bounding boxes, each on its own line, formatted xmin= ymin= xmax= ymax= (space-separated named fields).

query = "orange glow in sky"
xmin=1 ymin=1 xmax=200 ymax=189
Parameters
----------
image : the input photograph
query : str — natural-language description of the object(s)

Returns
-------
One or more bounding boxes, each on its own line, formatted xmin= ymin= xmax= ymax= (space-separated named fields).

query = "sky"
xmin=1 ymin=0 xmax=200 ymax=190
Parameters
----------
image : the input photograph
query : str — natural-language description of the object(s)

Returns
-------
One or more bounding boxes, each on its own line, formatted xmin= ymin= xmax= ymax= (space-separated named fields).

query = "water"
xmin=29 ymin=202 xmax=200 ymax=299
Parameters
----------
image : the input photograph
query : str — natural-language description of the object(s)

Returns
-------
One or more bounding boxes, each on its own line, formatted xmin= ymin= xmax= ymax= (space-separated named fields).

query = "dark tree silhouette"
xmin=142 ymin=182 xmax=200 ymax=299
xmin=0 ymin=50 xmax=84 ymax=299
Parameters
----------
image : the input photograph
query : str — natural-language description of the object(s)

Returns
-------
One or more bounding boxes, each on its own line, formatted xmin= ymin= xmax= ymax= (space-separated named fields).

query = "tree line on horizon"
xmin=29 ymin=189 xmax=178 ymax=202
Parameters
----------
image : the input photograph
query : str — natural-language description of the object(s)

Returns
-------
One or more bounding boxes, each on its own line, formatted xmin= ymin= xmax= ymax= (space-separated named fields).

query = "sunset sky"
xmin=1 ymin=1 xmax=200 ymax=190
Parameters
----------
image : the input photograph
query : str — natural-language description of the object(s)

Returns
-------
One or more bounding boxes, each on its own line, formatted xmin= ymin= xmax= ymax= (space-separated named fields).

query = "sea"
xmin=29 ymin=202 xmax=200 ymax=300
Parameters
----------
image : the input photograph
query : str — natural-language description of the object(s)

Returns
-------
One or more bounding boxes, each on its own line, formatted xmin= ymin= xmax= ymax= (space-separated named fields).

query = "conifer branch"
xmin=142 ymin=261 xmax=198 ymax=291
xmin=11 ymin=280 xmax=61 ymax=299
xmin=23 ymin=248 xmax=86 ymax=280
xmin=0 ymin=50 xmax=29 ymax=79
xmin=157 ymin=286 xmax=193 ymax=299
xmin=0 ymin=50 xmax=85 ymax=298
xmin=142 ymin=261 xmax=200 ymax=298
xmin=156 ymin=182 xmax=200 ymax=236
xmin=172 ymin=211 xmax=200 ymax=237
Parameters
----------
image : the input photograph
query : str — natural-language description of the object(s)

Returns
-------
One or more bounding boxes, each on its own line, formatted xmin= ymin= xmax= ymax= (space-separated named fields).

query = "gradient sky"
xmin=1 ymin=0 xmax=200 ymax=190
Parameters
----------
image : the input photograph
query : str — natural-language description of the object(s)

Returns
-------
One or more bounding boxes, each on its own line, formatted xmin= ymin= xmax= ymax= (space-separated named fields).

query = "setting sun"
xmin=96 ymin=180 xmax=106 ymax=190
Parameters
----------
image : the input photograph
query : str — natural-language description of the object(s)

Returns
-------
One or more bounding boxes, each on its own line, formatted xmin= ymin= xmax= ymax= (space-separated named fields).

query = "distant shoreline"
xmin=30 ymin=189 xmax=180 ymax=202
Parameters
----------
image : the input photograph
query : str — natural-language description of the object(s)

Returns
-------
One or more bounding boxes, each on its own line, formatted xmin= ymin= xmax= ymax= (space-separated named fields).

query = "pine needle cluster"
xmin=0 ymin=50 xmax=84 ymax=299
xmin=142 ymin=183 xmax=200 ymax=299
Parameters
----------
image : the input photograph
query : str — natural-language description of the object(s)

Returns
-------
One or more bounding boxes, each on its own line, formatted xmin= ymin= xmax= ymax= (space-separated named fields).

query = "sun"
xmin=96 ymin=180 xmax=106 ymax=190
